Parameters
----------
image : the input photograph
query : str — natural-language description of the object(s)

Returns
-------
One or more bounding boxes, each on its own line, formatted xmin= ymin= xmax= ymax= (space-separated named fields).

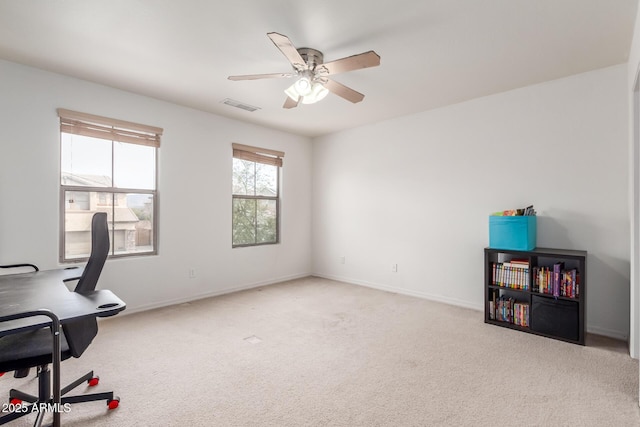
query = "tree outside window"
xmin=232 ymin=144 xmax=283 ymax=247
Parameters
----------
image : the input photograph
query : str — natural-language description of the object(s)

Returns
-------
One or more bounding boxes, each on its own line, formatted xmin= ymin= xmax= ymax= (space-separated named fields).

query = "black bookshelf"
xmin=484 ymin=247 xmax=587 ymax=345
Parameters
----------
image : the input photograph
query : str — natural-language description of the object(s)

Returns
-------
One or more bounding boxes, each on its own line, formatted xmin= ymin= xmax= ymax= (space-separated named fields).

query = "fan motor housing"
xmin=297 ymin=48 xmax=324 ymax=69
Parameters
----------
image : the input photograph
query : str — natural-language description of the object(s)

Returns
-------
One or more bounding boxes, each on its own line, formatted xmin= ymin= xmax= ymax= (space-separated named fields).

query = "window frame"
xmin=58 ymin=109 xmax=161 ymax=262
xmin=231 ymin=143 xmax=283 ymax=248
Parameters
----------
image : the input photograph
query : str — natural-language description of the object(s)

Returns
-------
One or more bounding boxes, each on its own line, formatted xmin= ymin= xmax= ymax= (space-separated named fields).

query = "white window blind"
xmin=232 ymin=143 xmax=284 ymax=167
xmin=57 ymin=108 xmax=163 ymax=147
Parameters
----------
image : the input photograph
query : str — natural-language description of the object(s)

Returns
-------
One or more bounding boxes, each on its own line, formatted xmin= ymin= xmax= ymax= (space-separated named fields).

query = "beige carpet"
xmin=1 ymin=276 xmax=639 ymax=426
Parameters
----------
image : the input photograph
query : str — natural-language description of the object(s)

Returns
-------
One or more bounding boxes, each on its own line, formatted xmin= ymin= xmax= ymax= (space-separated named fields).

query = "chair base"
xmin=14 ymin=368 xmax=30 ymax=378
xmin=0 ymin=365 xmax=118 ymax=426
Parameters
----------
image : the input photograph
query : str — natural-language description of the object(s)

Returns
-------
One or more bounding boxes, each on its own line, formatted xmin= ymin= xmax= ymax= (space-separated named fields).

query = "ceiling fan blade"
xmin=228 ymin=72 xmax=294 ymax=81
xmin=267 ymin=32 xmax=307 ymax=71
xmin=317 ymin=51 xmax=380 ymax=75
xmin=324 ymin=79 xmax=365 ymax=103
xmin=283 ymin=96 xmax=300 ymax=109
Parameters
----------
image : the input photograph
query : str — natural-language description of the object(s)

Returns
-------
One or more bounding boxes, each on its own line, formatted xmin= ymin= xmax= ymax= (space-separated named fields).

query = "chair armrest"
xmin=0 ymin=263 xmax=39 ymax=272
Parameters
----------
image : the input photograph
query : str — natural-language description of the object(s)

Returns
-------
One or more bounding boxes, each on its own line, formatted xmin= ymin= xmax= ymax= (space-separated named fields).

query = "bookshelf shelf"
xmin=487 ymin=285 xmax=528 ymax=293
xmin=486 ymin=319 xmax=529 ymax=331
xmin=484 ymin=247 xmax=587 ymax=345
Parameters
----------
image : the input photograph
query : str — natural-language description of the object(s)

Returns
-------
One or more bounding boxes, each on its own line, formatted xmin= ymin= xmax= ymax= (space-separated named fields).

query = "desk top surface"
xmin=0 ymin=268 xmax=126 ymax=336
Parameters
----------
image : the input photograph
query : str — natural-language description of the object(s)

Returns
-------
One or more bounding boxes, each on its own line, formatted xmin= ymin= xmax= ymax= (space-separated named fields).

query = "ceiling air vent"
xmin=221 ymin=98 xmax=260 ymax=112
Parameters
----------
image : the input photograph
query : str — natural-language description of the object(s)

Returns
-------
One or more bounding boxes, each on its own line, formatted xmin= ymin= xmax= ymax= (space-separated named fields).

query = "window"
xmin=58 ymin=109 xmax=162 ymax=261
xmin=232 ymin=143 xmax=284 ymax=247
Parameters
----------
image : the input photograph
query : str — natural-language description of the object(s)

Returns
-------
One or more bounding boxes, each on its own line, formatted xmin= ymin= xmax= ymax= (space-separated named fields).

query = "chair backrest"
xmin=74 ymin=212 xmax=110 ymax=294
xmin=64 ymin=212 xmax=110 ymax=357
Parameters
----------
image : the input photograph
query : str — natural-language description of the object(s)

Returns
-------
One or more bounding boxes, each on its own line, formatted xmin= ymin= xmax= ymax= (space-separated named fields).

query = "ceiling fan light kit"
xmin=228 ymin=32 xmax=380 ymax=109
xmin=302 ymin=83 xmax=329 ymax=104
xmin=284 ymin=78 xmax=329 ymax=105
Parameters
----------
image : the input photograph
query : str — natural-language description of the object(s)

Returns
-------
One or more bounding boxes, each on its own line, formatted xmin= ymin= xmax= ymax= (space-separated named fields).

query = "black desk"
xmin=0 ymin=268 xmax=125 ymax=426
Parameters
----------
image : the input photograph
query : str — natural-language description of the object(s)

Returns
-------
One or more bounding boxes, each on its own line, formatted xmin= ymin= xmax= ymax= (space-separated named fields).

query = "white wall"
xmin=0 ymin=59 xmax=312 ymax=313
xmin=312 ymin=64 xmax=630 ymax=339
xmin=626 ymin=0 xmax=640 ymax=385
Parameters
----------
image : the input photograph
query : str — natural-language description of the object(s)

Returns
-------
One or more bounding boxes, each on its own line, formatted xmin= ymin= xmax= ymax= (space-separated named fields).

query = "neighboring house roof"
xmin=99 ymin=207 xmax=140 ymax=223
xmin=62 ymin=172 xmax=112 ymax=187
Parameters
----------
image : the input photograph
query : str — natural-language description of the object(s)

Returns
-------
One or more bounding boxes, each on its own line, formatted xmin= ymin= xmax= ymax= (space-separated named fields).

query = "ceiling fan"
xmin=228 ymin=32 xmax=380 ymax=109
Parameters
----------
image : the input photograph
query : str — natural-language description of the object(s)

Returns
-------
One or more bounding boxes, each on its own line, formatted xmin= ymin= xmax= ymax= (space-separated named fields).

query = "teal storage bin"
xmin=489 ymin=216 xmax=537 ymax=251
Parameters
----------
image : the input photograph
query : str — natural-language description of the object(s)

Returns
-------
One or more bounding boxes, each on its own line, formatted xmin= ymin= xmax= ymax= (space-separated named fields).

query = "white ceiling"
xmin=0 ymin=1 xmax=637 ymax=137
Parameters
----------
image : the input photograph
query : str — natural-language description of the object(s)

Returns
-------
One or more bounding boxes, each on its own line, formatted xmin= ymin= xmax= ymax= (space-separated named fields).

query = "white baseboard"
xmin=312 ymin=273 xmax=484 ymax=312
xmin=587 ymin=325 xmax=629 ymax=341
xmin=116 ymin=272 xmax=311 ymax=316
xmin=313 ymin=273 xmax=630 ymax=342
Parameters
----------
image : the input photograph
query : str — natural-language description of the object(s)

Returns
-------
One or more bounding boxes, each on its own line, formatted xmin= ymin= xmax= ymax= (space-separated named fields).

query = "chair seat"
xmin=0 ymin=328 xmax=71 ymax=372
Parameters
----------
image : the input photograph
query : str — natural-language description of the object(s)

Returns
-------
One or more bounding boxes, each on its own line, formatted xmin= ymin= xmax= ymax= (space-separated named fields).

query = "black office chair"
xmin=0 ymin=212 xmax=119 ymax=426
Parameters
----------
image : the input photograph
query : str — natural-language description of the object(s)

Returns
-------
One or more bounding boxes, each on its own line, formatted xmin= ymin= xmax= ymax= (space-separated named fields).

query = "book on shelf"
xmin=491 ymin=294 xmax=529 ymax=327
xmin=532 ymin=265 xmax=579 ymax=298
xmin=512 ymin=302 xmax=530 ymax=327
xmin=553 ymin=262 xmax=564 ymax=297
xmin=509 ymin=258 xmax=530 ymax=268
xmin=495 ymin=296 xmax=513 ymax=323
xmin=491 ymin=262 xmax=529 ymax=290
xmin=533 ymin=266 xmax=551 ymax=295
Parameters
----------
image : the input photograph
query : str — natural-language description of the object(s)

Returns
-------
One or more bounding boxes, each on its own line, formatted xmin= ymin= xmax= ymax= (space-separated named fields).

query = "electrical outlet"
xmin=392 ymin=264 xmax=398 ymax=273
xmin=189 ymin=268 xmax=196 ymax=278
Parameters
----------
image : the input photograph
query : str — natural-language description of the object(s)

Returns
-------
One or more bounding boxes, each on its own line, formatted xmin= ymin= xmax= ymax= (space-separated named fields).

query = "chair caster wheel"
xmin=88 ymin=376 xmax=100 ymax=386
xmin=107 ymin=396 xmax=120 ymax=410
